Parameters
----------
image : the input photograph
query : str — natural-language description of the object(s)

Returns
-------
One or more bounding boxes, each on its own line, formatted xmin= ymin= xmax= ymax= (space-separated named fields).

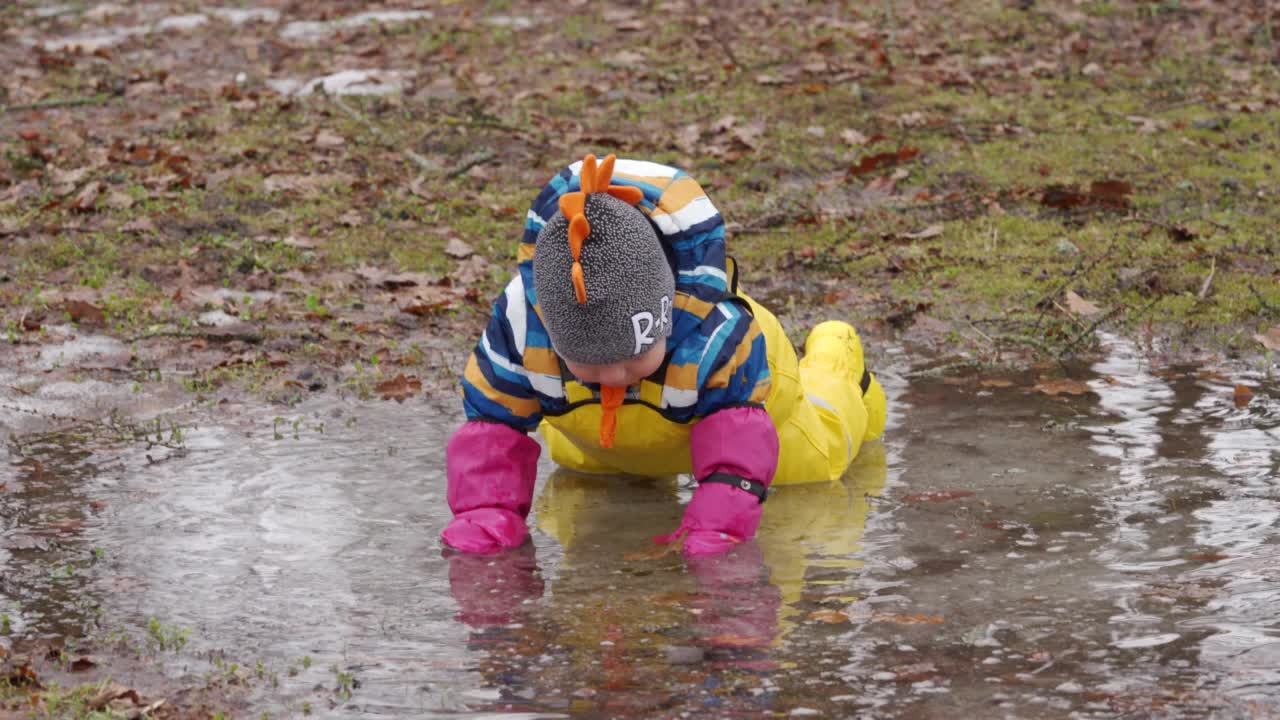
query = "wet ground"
xmin=2 ymin=334 xmax=1278 ymax=719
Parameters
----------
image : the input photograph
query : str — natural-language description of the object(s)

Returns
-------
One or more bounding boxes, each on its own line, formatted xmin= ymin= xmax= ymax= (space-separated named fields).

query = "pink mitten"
xmin=655 ymin=406 xmax=778 ymax=557
xmin=441 ymin=421 xmax=540 ymax=554
xmin=655 ymin=481 xmax=764 ymax=556
xmin=442 ymin=507 xmax=529 ymax=554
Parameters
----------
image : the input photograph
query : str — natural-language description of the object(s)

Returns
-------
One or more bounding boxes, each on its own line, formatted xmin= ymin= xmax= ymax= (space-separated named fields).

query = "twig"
xmin=332 ymin=96 xmax=436 ymax=175
xmin=904 ymin=359 xmax=983 ymax=378
xmin=1197 ymin=256 xmax=1216 ymax=300
xmin=128 ymin=329 xmax=264 ymax=344
xmin=1057 ymin=295 xmax=1162 ymax=360
xmin=445 ymin=149 xmax=498 ymax=179
xmin=709 ymin=27 xmax=742 ymax=69
xmin=0 ymin=94 xmax=110 ymax=114
xmin=1122 ymin=213 xmax=1230 ymax=234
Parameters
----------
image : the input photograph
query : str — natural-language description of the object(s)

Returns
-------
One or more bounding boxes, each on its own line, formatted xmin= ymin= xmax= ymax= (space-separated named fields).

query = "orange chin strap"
xmin=599 ymin=385 xmax=625 ymax=449
xmin=557 ymin=153 xmax=646 ymax=306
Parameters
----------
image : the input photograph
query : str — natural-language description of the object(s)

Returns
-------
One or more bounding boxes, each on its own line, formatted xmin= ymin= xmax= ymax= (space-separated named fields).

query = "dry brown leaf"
xmin=313 ymin=129 xmax=346 ymax=148
xmin=1232 ymin=384 xmax=1254 ymax=408
xmin=979 ymin=378 xmax=1014 ymax=388
xmin=624 ymin=536 xmax=684 ymax=561
xmin=704 ymin=633 xmax=769 ymax=648
xmin=808 ymin=609 xmax=850 ymax=624
xmin=453 ymin=254 xmax=492 ymax=285
xmin=879 ymin=613 xmax=945 ymax=625
xmin=70 ymin=181 xmax=102 ymax=212
xmin=1033 ymin=377 xmax=1093 ymax=396
xmin=375 ymin=374 xmax=421 ymax=403
xmin=1254 ymin=327 xmax=1280 ymax=351
xmin=104 ymin=191 xmax=135 ymax=209
xmin=1065 ymin=290 xmax=1103 ymax=317
xmin=120 ymin=217 xmax=156 ymax=234
xmin=444 ymin=238 xmax=475 ymax=259
xmin=840 ymin=128 xmax=869 ymax=146
xmin=88 ymin=684 xmax=140 ymax=711
xmin=64 ymin=299 xmax=106 ymax=325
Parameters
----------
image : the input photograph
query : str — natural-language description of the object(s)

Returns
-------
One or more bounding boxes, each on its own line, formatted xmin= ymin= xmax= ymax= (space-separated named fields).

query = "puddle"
xmin=2 ymin=337 xmax=1276 ymax=717
xmin=266 ymin=70 xmax=411 ymax=98
xmin=278 ymin=10 xmax=434 ymax=42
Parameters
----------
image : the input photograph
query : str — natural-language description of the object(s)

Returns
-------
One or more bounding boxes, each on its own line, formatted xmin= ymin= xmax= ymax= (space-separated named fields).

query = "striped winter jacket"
xmin=459 ymin=159 xmax=771 ymax=436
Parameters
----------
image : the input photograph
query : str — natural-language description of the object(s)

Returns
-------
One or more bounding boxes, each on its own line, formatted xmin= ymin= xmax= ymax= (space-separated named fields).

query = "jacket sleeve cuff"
xmin=690 ymin=405 xmax=779 ymax=487
xmin=446 ymin=420 xmax=541 ymax=516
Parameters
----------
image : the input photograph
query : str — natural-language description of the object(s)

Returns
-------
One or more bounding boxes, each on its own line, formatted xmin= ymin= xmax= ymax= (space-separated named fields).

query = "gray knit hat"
xmin=533 ymin=155 xmax=675 ymax=366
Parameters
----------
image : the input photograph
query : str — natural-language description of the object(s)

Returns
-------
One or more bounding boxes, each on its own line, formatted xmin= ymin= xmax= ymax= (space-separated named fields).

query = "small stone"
xmin=790 ymin=709 xmax=821 ymax=717
xmin=665 ymin=646 xmax=704 ymax=665
xmin=1080 ymin=62 xmax=1104 ymax=77
xmin=1054 ymin=238 xmax=1079 ymax=255
xmin=1192 ymin=117 xmax=1229 ymax=131
xmin=1055 ymin=681 xmax=1084 ymax=694
xmin=872 ymin=671 xmax=897 ymax=681
xmin=197 ymin=310 xmax=240 ymax=327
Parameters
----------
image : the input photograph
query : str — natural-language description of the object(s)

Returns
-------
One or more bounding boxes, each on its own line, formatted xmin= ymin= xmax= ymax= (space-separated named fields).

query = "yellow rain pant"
xmin=538 ymin=294 xmax=887 ymax=485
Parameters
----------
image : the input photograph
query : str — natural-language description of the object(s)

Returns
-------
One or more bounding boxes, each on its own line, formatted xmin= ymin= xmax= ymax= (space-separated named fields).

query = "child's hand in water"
xmin=654 ymin=481 xmax=764 ymax=557
xmin=441 ymin=421 xmax=540 ymax=554
xmin=442 ymin=508 xmax=528 ymax=554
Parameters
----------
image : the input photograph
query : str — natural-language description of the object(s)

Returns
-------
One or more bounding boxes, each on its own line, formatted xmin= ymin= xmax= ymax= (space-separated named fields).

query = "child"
xmin=442 ymin=154 xmax=887 ymax=557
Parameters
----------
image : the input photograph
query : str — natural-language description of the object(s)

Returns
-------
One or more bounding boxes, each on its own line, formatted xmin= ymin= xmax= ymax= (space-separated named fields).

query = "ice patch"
xmin=267 ymin=70 xmax=410 ymax=97
xmin=37 ymin=335 xmax=132 ymax=371
xmin=1112 ymin=633 xmax=1180 ymax=649
xmin=206 ymin=7 xmax=280 ymax=25
xmin=155 ymin=13 xmax=208 ymax=31
xmin=279 ymin=10 xmax=433 ymax=41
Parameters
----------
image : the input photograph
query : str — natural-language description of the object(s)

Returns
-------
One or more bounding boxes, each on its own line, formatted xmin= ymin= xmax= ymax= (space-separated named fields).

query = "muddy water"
xmin=2 ymin=336 xmax=1276 ymax=718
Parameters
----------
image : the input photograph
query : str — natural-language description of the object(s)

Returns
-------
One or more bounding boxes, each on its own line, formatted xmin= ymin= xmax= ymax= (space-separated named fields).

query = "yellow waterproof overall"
xmin=538 ymin=286 xmax=887 ymax=486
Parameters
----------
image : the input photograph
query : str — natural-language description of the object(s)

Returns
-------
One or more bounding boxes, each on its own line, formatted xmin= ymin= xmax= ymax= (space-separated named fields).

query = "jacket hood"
xmin=517 ymin=158 xmax=729 ymax=351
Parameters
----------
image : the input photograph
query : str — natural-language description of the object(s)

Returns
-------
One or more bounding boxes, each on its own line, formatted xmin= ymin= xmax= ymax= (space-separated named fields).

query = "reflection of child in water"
xmin=443 ymin=448 xmax=889 ymax=713
xmin=443 ymin=154 xmax=887 ymax=557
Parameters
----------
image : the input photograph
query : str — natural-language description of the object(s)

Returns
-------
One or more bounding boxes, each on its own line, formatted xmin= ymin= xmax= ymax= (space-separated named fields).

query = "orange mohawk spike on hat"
xmin=557 ymin=153 xmax=644 ymax=306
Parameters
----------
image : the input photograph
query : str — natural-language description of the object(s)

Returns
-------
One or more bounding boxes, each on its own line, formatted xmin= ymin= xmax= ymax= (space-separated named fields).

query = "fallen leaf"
xmin=808 ymin=609 xmax=850 ymax=624
xmin=849 ymin=146 xmax=920 ymax=176
xmin=120 ymin=217 xmax=156 ymax=234
xmin=1033 ymin=377 xmax=1093 ymax=396
xmin=1040 ymin=180 xmax=1131 ymax=210
xmin=1064 ymin=290 xmax=1103 ymax=317
xmin=1232 ymin=384 xmax=1254 ymax=408
xmin=313 ymin=129 xmax=345 ymax=148
xmin=64 ymin=299 xmax=106 ymax=325
xmin=703 ymin=633 xmax=771 ymax=649
xmin=902 ymin=490 xmax=975 ymax=503
xmin=375 ymin=374 xmax=421 ymax=403
xmin=88 ymin=684 xmax=140 ymax=711
xmin=444 ymin=238 xmax=475 ymax=259
xmin=901 ymin=224 xmax=943 ymax=240
xmin=840 ymin=128 xmax=869 ymax=146
xmin=104 ymin=191 xmax=135 ymax=209
xmin=70 ymin=181 xmax=102 ymax=212
xmin=892 ymin=662 xmax=938 ymax=682
xmin=624 ymin=537 xmax=684 ymax=561
xmin=979 ymin=378 xmax=1014 ymax=388
xmin=1254 ymin=327 xmax=1280 ymax=351
xmin=1188 ymin=553 xmax=1230 ymax=562
xmin=69 ymin=656 xmax=98 ymax=672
